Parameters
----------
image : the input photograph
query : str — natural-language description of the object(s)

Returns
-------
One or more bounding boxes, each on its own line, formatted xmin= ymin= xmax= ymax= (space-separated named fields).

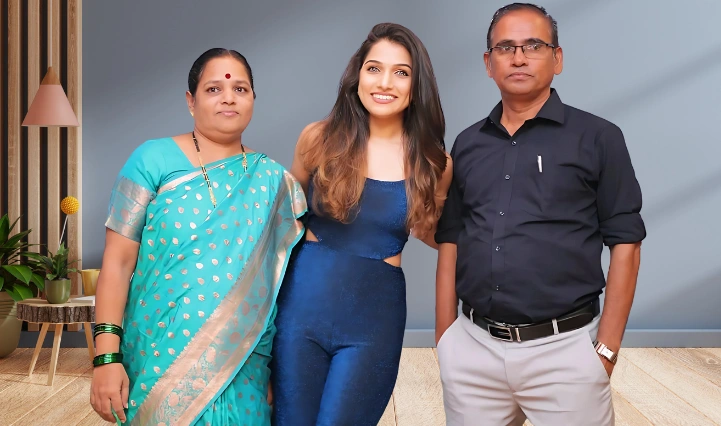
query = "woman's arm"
xmin=90 ymin=229 xmax=140 ymax=423
xmin=289 ymin=121 xmax=324 ymax=193
xmin=94 ymin=229 xmax=140 ymax=354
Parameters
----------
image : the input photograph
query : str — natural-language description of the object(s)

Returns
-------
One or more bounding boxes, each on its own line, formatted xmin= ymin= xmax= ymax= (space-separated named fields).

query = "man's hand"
xmin=598 ymin=354 xmax=615 ymax=377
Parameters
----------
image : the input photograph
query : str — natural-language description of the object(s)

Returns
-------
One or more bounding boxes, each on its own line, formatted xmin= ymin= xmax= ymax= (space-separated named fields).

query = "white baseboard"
xmin=402 ymin=329 xmax=721 ymax=348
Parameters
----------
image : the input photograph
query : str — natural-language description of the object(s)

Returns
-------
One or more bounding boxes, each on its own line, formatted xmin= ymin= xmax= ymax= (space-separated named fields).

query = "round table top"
xmin=16 ymin=296 xmax=95 ymax=324
xmin=17 ymin=296 xmax=94 ymax=307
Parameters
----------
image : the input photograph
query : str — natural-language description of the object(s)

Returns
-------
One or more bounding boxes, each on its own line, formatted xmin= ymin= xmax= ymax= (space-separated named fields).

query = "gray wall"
xmin=83 ymin=0 xmax=721 ymax=346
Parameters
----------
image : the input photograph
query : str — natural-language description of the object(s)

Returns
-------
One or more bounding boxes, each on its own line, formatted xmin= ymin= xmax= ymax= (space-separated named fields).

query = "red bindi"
xmin=225 ymin=73 xmax=231 ymax=79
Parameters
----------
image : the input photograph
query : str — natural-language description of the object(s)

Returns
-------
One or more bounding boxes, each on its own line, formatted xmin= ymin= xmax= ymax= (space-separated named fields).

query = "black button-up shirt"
xmin=435 ymin=89 xmax=646 ymax=324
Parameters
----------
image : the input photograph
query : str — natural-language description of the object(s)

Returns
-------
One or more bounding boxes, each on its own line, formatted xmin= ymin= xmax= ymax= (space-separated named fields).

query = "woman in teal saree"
xmin=90 ymin=49 xmax=306 ymax=426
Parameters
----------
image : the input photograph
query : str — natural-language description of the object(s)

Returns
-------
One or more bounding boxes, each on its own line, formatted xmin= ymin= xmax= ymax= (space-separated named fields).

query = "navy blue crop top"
xmin=305 ymin=178 xmax=409 ymax=260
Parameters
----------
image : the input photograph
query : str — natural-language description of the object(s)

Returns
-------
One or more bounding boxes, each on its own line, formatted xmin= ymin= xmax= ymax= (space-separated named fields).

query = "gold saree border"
xmin=157 ymin=155 xmax=261 ymax=195
xmin=134 ymin=171 xmax=306 ymax=426
xmin=105 ymin=176 xmax=156 ymax=242
xmin=157 ymin=170 xmax=202 ymax=195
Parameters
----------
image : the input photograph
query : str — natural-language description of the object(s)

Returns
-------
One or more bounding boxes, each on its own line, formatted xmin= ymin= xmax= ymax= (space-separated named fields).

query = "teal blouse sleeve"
xmin=105 ymin=139 xmax=165 ymax=242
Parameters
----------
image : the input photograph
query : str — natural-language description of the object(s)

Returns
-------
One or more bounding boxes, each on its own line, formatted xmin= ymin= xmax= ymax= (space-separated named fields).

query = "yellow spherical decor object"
xmin=60 ymin=196 xmax=80 ymax=215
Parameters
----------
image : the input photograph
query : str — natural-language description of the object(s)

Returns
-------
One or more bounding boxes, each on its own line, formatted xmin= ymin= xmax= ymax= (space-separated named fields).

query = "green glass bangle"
xmin=93 ymin=352 xmax=123 ymax=367
xmin=93 ymin=323 xmax=123 ymax=341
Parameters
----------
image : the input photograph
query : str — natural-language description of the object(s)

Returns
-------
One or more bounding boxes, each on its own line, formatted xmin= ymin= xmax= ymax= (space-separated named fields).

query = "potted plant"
xmin=0 ymin=214 xmax=46 ymax=357
xmin=35 ymin=243 xmax=80 ymax=304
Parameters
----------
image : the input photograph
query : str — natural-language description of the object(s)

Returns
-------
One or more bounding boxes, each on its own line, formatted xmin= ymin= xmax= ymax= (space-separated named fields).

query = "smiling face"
xmin=483 ymin=9 xmax=563 ymax=98
xmin=357 ymin=39 xmax=413 ymax=119
xmin=185 ymin=56 xmax=255 ymax=141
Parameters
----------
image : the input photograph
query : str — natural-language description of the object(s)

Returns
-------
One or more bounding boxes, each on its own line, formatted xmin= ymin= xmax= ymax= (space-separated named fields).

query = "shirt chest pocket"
xmin=515 ymin=149 xmax=595 ymax=218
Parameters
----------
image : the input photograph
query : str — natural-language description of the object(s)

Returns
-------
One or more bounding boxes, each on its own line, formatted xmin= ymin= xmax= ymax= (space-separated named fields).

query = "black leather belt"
xmin=462 ymin=300 xmax=599 ymax=343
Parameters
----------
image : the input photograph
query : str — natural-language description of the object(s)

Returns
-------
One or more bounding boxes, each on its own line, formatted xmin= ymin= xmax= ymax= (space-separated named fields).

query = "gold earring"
xmin=190 ymin=111 xmax=194 ymax=117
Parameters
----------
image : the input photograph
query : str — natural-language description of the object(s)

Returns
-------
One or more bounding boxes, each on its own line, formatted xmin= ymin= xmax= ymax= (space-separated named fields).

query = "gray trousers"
xmin=437 ymin=313 xmax=614 ymax=426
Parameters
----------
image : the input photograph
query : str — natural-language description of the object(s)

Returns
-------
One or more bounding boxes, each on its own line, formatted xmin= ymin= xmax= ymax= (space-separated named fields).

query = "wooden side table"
xmin=16 ymin=296 xmax=95 ymax=386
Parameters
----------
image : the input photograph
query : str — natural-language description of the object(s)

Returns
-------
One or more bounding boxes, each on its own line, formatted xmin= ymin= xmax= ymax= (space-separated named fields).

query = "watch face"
xmin=599 ymin=346 xmax=617 ymax=363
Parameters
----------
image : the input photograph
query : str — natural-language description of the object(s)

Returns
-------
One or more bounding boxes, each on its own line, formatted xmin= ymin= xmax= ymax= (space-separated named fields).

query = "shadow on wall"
xmin=593 ymin=44 xmax=721 ymax=117
xmin=549 ymin=0 xmax=621 ymax=25
xmin=632 ymin=266 xmax=721 ymax=329
xmin=643 ymin=168 xmax=721 ymax=227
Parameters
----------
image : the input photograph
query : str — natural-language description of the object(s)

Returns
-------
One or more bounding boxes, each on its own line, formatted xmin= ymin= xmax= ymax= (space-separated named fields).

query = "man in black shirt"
xmin=434 ymin=3 xmax=645 ymax=425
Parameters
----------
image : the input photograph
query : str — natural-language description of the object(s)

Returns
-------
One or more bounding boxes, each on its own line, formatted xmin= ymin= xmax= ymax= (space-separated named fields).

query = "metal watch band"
xmin=594 ymin=341 xmax=618 ymax=364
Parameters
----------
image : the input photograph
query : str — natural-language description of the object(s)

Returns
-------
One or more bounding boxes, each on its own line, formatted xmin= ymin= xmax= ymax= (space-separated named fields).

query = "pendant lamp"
xmin=22 ymin=0 xmax=79 ymax=127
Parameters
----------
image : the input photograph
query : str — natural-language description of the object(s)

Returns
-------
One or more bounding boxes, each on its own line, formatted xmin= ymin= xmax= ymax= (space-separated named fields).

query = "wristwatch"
xmin=593 ymin=341 xmax=618 ymax=364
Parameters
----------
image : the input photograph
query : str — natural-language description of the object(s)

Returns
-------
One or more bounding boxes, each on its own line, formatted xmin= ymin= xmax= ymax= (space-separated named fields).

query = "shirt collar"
xmin=483 ymin=88 xmax=565 ymax=130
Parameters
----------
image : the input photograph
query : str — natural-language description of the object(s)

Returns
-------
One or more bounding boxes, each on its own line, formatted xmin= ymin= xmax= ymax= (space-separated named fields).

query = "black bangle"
xmin=93 ymin=323 xmax=123 ymax=341
xmin=93 ymin=352 xmax=123 ymax=367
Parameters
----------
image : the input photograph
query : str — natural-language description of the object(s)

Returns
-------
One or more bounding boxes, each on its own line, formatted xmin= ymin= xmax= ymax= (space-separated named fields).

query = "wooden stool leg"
xmin=47 ymin=324 xmax=64 ymax=386
xmin=28 ymin=323 xmax=50 ymax=376
xmin=84 ymin=322 xmax=95 ymax=361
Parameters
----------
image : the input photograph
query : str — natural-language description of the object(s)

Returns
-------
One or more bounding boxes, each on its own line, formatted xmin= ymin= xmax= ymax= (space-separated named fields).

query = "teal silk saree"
xmin=104 ymin=137 xmax=306 ymax=425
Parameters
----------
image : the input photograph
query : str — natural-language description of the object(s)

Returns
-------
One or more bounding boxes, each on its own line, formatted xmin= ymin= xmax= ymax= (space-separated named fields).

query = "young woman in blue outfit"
xmin=271 ymin=23 xmax=453 ymax=426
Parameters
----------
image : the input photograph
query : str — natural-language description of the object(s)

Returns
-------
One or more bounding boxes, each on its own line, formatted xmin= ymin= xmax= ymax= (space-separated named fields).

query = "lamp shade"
xmin=22 ymin=67 xmax=79 ymax=127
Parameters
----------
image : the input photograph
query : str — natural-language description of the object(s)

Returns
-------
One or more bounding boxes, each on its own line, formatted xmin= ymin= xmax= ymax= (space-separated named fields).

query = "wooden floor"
xmin=0 ymin=348 xmax=719 ymax=425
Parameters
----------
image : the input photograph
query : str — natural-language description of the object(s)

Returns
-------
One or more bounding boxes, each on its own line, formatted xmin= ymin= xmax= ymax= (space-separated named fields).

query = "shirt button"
xmin=505 ymin=175 xmax=510 ymax=180
xmin=499 ymin=211 xmax=504 ymax=216
xmin=511 ymin=141 xmax=517 ymax=146
xmin=495 ymin=246 xmax=501 ymax=251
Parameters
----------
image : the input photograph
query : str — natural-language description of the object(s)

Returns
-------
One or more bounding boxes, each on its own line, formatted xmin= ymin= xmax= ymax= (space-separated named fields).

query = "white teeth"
xmin=373 ymin=94 xmax=394 ymax=100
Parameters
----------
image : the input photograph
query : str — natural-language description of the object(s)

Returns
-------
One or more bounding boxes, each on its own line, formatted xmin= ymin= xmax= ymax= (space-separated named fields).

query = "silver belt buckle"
xmin=487 ymin=323 xmax=518 ymax=342
xmin=469 ymin=308 xmax=521 ymax=342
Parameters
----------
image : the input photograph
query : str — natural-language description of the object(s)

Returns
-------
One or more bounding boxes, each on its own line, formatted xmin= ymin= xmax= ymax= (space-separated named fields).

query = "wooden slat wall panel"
xmin=47 ymin=0 xmax=62 ymax=254
xmin=66 ymin=0 xmax=82 ymax=332
xmin=26 ymin=0 xmax=41 ymax=333
xmin=2 ymin=0 xmax=83 ymax=333
xmin=0 ymin=0 xmax=4 ymax=209
xmin=27 ymin=0 xmax=41 ymax=255
xmin=7 ymin=0 xmax=22 ymax=226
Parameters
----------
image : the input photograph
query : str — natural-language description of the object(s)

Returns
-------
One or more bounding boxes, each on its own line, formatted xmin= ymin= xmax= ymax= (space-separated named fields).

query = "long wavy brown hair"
xmin=302 ymin=23 xmax=447 ymax=238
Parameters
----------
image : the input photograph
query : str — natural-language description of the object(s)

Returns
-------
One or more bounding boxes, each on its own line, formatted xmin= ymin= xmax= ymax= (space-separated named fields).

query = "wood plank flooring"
xmin=1 ymin=348 xmax=719 ymax=425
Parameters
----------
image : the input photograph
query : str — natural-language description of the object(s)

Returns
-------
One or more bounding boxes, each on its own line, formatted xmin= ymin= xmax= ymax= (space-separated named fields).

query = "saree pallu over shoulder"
xmin=106 ymin=150 xmax=306 ymax=426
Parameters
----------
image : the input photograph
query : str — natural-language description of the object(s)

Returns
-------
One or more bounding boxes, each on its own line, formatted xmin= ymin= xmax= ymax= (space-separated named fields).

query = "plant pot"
xmin=0 ymin=292 xmax=22 ymax=358
xmin=45 ymin=279 xmax=71 ymax=304
xmin=81 ymin=269 xmax=100 ymax=296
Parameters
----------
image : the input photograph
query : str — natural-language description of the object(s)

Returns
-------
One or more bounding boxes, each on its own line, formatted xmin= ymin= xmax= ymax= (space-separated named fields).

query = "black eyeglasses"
xmin=488 ymin=43 xmax=556 ymax=59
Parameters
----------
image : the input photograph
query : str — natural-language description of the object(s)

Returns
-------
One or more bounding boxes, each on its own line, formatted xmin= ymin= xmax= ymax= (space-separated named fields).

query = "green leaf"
xmin=2 ymin=265 xmax=33 ymax=284
xmin=41 ymin=258 xmax=54 ymax=270
xmin=0 ymin=275 xmax=4 ymax=291
xmin=47 ymin=273 xmax=57 ymax=281
xmin=6 ymin=231 xmax=31 ymax=248
xmin=4 ymin=286 xmax=22 ymax=302
xmin=0 ymin=215 xmax=9 ymax=243
xmin=30 ymin=274 xmax=45 ymax=290
xmin=21 ymin=252 xmax=45 ymax=261
xmin=9 ymin=283 xmax=33 ymax=300
xmin=9 ymin=216 xmax=22 ymax=233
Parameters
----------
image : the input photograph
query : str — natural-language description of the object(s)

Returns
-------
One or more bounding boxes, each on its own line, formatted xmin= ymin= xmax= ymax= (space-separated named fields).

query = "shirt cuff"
xmin=435 ymin=227 xmax=461 ymax=245
xmin=600 ymin=213 xmax=646 ymax=246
